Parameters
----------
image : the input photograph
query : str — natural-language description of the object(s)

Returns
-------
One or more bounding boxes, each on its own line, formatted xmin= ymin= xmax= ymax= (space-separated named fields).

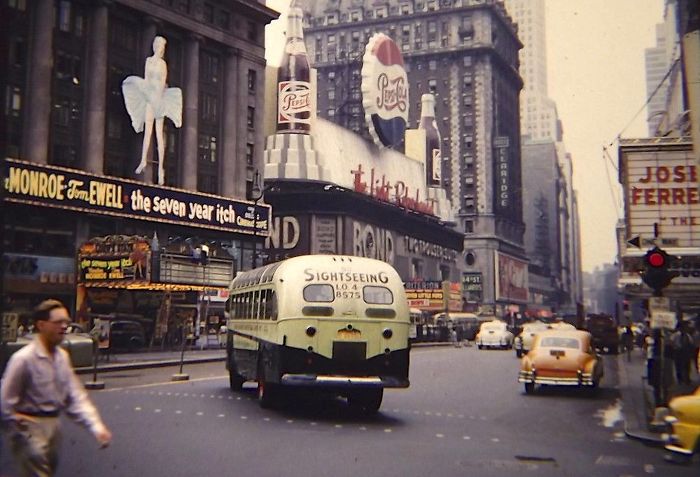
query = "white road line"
xmin=134 ymin=407 xmax=142 ymax=411
xmin=384 ymin=429 xmax=392 ymax=433
xmin=175 ymin=410 xmax=182 ymax=414
xmin=436 ymin=434 xmax=444 ymax=438
xmin=154 ymin=409 xmax=161 ymax=413
xmin=334 ymin=424 xmax=343 ymax=428
xmin=218 ymin=414 xmax=225 ymax=418
xmin=263 ymin=417 xmax=271 ymax=422
xmin=196 ymin=412 xmax=204 ymax=416
xmin=359 ymin=426 xmax=367 ymax=431
xmin=240 ymin=416 xmax=248 ymax=420
xmin=463 ymin=436 xmax=471 ymax=440
xmin=491 ymin=438 xmax=500 ymax=443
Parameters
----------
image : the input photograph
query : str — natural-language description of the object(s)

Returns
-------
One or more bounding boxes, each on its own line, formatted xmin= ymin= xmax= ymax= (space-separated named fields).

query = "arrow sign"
xmin=627 ymin=236 xmax=641 ymax=249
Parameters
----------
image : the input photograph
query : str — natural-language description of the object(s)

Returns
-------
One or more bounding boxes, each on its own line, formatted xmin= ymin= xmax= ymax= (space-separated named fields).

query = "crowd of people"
xmin=643 ymin=319 xmax=700 ymax=407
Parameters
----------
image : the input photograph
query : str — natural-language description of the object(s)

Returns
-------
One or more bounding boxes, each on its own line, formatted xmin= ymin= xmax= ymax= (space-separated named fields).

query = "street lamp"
xmin=250 ymin=170 xmax=264 ymax=269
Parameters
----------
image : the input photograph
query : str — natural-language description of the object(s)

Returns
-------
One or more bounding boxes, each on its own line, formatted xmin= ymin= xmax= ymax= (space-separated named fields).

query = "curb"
xmin=624 ymin=425 xmax=666 ymax=446
xmin=75 ymin=356 xmax=226 ymax=374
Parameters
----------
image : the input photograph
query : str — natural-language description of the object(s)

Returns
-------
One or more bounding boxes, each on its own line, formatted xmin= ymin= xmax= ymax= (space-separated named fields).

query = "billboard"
xmin=619 ymin=139 xmax=699 ymax=249
xmin=495 ymin=252 xmax=528 ymax=303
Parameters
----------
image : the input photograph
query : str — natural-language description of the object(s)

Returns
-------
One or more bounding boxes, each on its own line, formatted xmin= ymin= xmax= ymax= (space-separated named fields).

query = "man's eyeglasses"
xmin=47 ymin=319 xmax=71 ymax=326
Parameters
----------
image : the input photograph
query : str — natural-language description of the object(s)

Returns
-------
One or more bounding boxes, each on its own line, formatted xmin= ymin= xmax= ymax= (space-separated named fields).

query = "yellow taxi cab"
xmin=664 ymin=386 xmax=700 ymax=460
xmin=518 ymin=329 xmax=603 ymax=394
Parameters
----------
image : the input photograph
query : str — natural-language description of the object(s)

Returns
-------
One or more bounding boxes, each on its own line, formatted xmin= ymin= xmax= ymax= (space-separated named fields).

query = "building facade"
xmin=645 ymin=23 xmax=670 ymax=136
xmin=295 ymin=0 xmax=527 ymax=314
xmin=2 ymin=0 xmax=278 ymax=336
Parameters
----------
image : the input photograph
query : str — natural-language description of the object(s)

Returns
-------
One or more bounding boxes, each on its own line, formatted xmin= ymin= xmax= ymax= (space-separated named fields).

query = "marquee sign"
xmin=361 ymin=33 xmax=409 ymax=149
xmin=619 ymin=140 xmax=699 ymax=249
xmin=4 ymin=159 xmax=270 ymax=236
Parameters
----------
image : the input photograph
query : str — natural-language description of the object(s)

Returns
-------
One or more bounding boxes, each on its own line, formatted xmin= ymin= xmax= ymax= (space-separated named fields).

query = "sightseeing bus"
xmin=225 ymin=255 xmax=410 ymax=413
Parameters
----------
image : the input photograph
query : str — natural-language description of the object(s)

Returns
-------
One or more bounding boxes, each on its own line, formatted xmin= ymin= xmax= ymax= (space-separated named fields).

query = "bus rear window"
xmin=363 ymin=286 xmax=393 ymax=304
xmin=303 ymin=284 xmax=334 ymax=302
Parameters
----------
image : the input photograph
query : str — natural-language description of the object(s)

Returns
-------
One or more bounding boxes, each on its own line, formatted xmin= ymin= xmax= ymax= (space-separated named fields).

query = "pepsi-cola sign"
xmin=361 ymin=34 xmax=409 ymax=149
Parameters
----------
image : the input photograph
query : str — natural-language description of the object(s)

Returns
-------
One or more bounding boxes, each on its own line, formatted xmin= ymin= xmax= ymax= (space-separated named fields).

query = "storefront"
xmin=3 ymin=158 xmax=270 ymax=340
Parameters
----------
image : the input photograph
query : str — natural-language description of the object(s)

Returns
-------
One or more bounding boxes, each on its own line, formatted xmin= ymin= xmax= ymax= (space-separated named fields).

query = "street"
xmin=2 ymin=346 xmax=697 ymax=476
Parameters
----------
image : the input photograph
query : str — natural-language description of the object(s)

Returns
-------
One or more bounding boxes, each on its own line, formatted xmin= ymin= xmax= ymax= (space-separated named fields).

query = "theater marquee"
xmin=4 ymin=159 xmax=270 ymax=236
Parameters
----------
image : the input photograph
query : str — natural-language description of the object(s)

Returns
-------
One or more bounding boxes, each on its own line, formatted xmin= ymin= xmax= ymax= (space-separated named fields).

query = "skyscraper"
xmin=645 ymin=24 xmax=669 ymax=136
xmin=503 ymin=0 xmax=559 ymax=142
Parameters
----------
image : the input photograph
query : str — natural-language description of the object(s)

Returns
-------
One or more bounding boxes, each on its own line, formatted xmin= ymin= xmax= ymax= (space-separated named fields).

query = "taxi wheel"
xmin=524 ymin=382 xmax=535 ymax=394
xmin=516 ymin=349 xmax=523 ymax=358
xmin=257 ymin=379 xmax=277 ymax=409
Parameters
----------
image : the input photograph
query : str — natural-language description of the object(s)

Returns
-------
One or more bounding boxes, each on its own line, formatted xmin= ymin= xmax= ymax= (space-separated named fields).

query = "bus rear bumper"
xmin=281 ymin=374 xmax=409 ymax=388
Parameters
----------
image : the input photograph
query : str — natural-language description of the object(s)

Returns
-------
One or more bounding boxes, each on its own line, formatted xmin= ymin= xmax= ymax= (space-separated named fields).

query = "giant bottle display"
xmin=418 ymin=94 xmax=442 ymax=187
xmin=276 ymin=7 xmax=311 ymax=134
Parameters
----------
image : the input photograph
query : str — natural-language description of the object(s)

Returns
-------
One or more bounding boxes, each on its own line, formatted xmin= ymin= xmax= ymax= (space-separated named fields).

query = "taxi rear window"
xmin=363 ymin=286 xmax=393 ymax=304
xmin=540 ymin=337 xmax=579 ymax=349
xmin=303 ymin=284 xmax=334 ymax=302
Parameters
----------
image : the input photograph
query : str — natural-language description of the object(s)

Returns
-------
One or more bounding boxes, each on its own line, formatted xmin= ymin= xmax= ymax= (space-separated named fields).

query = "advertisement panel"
xmin=620 ymin=140 xmax=699 ymax=249
xmin=495 ymin=252 xmax=528 ymax=303
xmin=4 ymin=159 xmax=270 ymax=236
xmin=404 ymin=280 xmax=461 ymax=311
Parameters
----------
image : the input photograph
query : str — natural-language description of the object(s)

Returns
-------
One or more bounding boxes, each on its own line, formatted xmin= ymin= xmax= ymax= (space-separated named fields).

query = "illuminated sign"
xmin=351 ymin=164 xmax=436 ymax=215
xmin=493 ymin=138 xmax=510 ymax=211
xmin=620 ymin=141 xmax=699 ymax=249
xmin=4 ymin=159 xmax=270 ymax=236
xmin=361 ymin=33 xmax=408 ymax=148
xmin=78 ymin=236 xmax=151 ymax=283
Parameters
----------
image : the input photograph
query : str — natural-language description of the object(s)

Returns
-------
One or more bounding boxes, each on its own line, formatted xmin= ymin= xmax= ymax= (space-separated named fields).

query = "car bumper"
xmin=280 ymin=374 xmax=409 ymax=388
xmin=518 ymin=370 xmax=596 ymax=386
xmin=663 ymin=416 xmax=698 ymax=456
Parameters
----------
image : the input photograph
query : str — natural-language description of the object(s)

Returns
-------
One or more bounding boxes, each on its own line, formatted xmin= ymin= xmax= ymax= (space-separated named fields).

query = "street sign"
xmin=650 ymin=310 xmax=677 ymax=330
xmin=648 ymin=296 xmax=670 ymax=311
xmin=2 ymin=313 xmax=19 ymax=343
xmin=626 ymin=236 xmax=641 ymax=249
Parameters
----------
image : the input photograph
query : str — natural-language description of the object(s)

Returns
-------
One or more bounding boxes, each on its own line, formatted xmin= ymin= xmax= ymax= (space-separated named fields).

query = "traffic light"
xmin=641 ymin=247 xmax=677 ymax=295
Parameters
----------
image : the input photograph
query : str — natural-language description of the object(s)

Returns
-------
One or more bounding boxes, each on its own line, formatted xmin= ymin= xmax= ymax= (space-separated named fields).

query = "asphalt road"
xmin=1 ymin=345 xmax=698 ymax=476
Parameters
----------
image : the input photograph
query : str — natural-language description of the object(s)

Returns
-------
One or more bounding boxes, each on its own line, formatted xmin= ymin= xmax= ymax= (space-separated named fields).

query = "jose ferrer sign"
xmin=619 ymin=139 xmax=699 ymax=249
xmin=4 ymin=159 xmax=270 ymax=236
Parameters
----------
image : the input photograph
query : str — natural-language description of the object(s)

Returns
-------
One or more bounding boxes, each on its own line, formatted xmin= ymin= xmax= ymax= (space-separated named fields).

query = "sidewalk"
xmin=617 ymin=348 xmax=699 ymax=445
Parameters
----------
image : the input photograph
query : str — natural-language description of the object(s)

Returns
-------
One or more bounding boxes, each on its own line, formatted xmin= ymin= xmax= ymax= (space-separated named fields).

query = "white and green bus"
xmin=225 ymin=255 xmax=410 ymax=413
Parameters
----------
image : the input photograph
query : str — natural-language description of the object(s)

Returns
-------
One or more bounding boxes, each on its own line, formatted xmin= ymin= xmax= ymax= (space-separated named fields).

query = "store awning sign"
xmin=4 ymin=159 xmax=270 ymax=236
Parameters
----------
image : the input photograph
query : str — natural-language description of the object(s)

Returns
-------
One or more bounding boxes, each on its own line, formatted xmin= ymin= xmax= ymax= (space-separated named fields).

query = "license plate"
xmin=550 ymin=350 xmax=565 ymax=357
xmin=337 ymin=329 xmax=362 ymax=340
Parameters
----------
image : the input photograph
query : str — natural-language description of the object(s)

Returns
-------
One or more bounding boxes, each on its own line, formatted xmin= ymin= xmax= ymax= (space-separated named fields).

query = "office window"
xmin=247 ymin=106 xmax=255 ymax=129
xmin=248 ymin=69 xmax=256 ymax=92
xmin=246 ymin=143 xmax=254 ymax=165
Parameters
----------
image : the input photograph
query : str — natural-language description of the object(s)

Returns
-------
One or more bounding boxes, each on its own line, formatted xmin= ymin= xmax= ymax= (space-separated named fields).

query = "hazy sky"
xmin=264 ymin=0 xmax=666 ymax=272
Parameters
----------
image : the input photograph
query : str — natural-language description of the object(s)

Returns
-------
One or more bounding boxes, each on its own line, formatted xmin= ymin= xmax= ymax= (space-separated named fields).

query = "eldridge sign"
xmin=3 ymin=159 xmax=270 ymax=235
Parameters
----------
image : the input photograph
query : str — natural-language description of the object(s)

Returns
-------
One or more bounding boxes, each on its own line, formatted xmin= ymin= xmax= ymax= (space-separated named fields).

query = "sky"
xmin=263 ymin=0 xmax=666 ymax=273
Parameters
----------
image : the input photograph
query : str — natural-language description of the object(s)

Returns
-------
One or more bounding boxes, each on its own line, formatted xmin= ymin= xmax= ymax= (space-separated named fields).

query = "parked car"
xmin=513 ymin=321 xmax=549 ymax=358
xmin=1 ymin=325 xmax=95 ymax=369
xmin=663 ymin=386 xmax=700 ymax=461
xmin=109 ymin=320 xmax=146 ymax=350
xmin=585 ymin=314 xmax=620 ymax=354
xmin=476 ymin=321 xmax=513 ymax=349
xmin=519 ymin=329 xmax=603 ymax=394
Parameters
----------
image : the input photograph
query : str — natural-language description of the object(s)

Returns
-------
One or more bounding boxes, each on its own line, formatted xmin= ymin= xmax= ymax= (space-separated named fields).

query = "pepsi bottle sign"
xmin=361 ymin=34 xmax=409 ymax=149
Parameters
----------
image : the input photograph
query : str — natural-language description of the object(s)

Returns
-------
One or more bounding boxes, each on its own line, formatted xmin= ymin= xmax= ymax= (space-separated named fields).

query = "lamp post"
xmin=250 ymin=170 xmax=264 ymax=269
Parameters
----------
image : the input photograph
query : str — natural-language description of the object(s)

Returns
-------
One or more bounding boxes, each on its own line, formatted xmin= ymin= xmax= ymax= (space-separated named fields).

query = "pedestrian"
xmin=671 ymin=321 xmax=694 ymax=385
xmin=647 ymin=328 xmax=675 ymax=408
xmin=1 ymin=299 xmax=112 ymax=476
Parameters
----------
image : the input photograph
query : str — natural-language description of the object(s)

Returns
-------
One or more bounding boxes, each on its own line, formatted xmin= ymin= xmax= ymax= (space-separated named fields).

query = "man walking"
xmin=1 ymin=299 xmax=112 ymax=476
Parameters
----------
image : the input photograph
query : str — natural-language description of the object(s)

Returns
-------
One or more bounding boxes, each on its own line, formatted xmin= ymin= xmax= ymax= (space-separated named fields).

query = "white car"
xmin=476 ymin=321 xmax=514 ymax=349
xmin=513 ymin=321 xmax=549 ymax=358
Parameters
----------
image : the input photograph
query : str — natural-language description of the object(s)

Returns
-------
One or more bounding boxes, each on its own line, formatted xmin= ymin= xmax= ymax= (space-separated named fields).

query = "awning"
xmin=80 ymin=281 xmax=228 ymax=292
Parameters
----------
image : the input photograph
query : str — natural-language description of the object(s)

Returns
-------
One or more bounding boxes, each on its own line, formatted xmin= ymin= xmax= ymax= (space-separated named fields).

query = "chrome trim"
xmin=281 ymin=374 xmax=384 ymax=387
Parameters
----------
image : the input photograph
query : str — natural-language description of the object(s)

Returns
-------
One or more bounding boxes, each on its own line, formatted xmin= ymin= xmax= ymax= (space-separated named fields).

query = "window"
xmin=247 ymin=69 xmax=256 ymax=92
xmin=218 ymin=11 xmax=230 ymax=30
xmin=58 ymin=1 xmax=71 ymax=32
xmin=429 ymin=60 xmax=437 ymax=71
xmin=327 ymin=109 xmax=335 ymax=118
xmin=8 ymin=0 xmax=27 ymax=10
xmin=428 ymin=79 xmax=437 ymax=93
xmin=247 ymin=21 xmax=257 ymax=42
xmin=203 ymin=3 xmax=214 ymax=23
xmin=363 ymin=286 xmax=393 ymax=305
xmin=201 ymin=52 xmax=220 ymax=84
xmin=303 ymin=284 xmax=334 ymax=302
xmin=201 ymin=93 xmax=218 ymax=122
xmin=198 ymin=134 xmax=218 ymax=163
xmin=246 ymin=143 xmax=254 ymax=165
xmin=247 ymin=106 xmax=255 ymax=129
xmin=7 ymin=86 xmax=22 ymax=117
xmin=328 ymin=90 xmax=335 ymax=100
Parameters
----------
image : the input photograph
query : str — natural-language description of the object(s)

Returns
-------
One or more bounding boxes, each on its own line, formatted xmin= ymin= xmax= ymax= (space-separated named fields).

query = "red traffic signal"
xmin=641 ymin=247 xmax=677 ymax=295
xmin=646 ymin=250 xmax=666 ymax=268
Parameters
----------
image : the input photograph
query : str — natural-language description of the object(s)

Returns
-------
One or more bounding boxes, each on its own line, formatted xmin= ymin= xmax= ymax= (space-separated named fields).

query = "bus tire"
xmin=348 ymin=388 xmax=383 ymax=415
